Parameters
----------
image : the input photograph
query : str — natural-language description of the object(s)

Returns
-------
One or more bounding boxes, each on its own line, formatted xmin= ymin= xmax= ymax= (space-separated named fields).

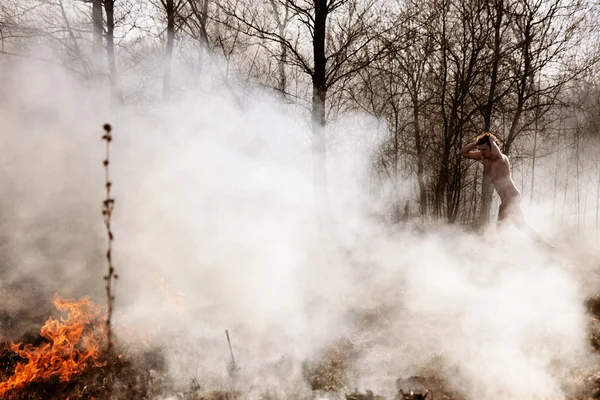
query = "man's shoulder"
xmin=494 ymin=153 xmax=509 ymax=162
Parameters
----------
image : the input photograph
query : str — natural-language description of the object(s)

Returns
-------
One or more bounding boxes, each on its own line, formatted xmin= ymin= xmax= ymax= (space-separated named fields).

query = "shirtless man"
xmin=459 ymin=132 xmax=555 ymax=249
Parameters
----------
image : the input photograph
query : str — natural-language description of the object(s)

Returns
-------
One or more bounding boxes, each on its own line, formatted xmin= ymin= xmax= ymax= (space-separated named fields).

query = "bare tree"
xmin=477 ymin=0 xmax=587 ymax=224
xmin=218 ymin=0 xmax=395 ymax=221
xmin=477 ymin=0 xmax=508 ymax=227
xmin=390 ymin=1 xmax=437 ymax=216
xmin=184 ymin=0 xmax=210 ymax=81
xmin=347 ymin=0 xmax=435 ymax=220
xmin=267 ymin=0 xmax=292 ymax=95
xmin=158 ymin=0 xmax=185 ymax=102
xmin=0 ymin=1 xmax=92 ymax=76
xmin=433 ymin=0 xmax=493 ymax=222
xmin=178 ymin=0 xmax=248 ymax=105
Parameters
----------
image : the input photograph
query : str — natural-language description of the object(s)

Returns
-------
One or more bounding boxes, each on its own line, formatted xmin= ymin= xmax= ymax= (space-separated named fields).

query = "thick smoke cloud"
xmin=0 ymin=55 xmax=597 ymax=399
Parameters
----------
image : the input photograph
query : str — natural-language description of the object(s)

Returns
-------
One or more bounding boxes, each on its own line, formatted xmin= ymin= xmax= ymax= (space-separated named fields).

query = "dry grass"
xmin=302 ymin=338 xmax=357 ymax=393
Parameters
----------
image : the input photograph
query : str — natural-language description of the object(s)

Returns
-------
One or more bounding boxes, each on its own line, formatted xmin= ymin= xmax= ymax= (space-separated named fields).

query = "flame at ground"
xmin=0 ymin=293 xmax=107 ymax=396
xmin=152 ymin=272 xmax=185 ymax=314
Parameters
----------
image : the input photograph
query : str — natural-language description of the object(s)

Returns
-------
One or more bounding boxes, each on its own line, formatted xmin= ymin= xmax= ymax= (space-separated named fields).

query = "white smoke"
xmin=0 ymin=54 xmax=597 ymax=400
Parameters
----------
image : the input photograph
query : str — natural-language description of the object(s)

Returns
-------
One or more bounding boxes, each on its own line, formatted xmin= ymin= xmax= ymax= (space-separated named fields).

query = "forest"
xmin=1 ymin=0 xmax=600 ymax=399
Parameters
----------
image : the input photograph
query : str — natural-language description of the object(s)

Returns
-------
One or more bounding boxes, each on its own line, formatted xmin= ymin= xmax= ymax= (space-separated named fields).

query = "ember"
xmin=0 ymin=293 xmax=107 ymax=396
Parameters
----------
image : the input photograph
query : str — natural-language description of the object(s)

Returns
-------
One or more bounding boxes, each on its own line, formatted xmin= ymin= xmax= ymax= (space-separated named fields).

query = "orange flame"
xmin=152 ymin=272 xmax=185 ymax=314
xmin=0 ymin=293 xmax=107 ymax=396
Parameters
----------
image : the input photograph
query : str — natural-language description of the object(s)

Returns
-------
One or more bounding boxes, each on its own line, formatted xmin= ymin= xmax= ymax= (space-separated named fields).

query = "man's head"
xmin=475 ymin=132 xmax=498 ymax=159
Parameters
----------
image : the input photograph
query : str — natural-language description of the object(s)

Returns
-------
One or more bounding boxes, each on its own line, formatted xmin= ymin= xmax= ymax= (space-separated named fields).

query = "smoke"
xmin=0 ymin=54 xmax=598 ymax=400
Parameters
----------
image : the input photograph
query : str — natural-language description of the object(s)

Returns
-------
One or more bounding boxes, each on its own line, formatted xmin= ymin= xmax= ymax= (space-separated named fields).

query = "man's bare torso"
xmin=482 ymin=154 xmax=521 ymax=202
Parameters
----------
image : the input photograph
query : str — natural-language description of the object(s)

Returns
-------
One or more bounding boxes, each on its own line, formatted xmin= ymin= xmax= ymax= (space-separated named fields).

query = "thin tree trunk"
xmin=530 ymin=128 xmax=538 ymax=204
xmin=194 ymin=44 xmax=205 ymax=88
xmin=530 ymin=72 xmax=541 ymax=204
xmin=576 ymin=133 xmax=581 ymax=238
xmin=502 ymin=16 xmax=532 ymax=156
xmin=560 ymin=143 xmax=570 ymax=229
xmin=104 ymin=0 xmax=123 ymax=104
xmin=583 ymin=180 xmax=589 ymax=238
xmin=268 ymin=0 xmax=290 ymax=96
xmin=188 ymin=0 xmax=209 ymax=88
xmin=551 ymin=140 xmax=560 ymax=228
xmin=163 ymin=0 xmax=175 ymax=102
xmin=479 ymin=174 xmax=493 ymax=227
xmin=471 ymin=167 xmax=480 ymax=227
xmin=449 ymin=124 xmax=463 ymax=222
xmin=435 ymin=0 xmax=449 ymax=219
xmin=278 ymin=42 xmax=288 ymax=96
xmin=482 ymin=0 xmax=503 ymax=129
xmin=596 ymin=167 xmax=599 ymax=239
xmin=59 ymin=0 xmax=90 ymax=77
xmin=411 ymin=91 xmax=427 ymax=215
xmin=479 ymin=0 xmax=504 ymax=228
xmin=392 ymin=104 xmax=400 ymax=221
xmin=92 ymin=0 xmax=103 ymax=77
xmin=311 ymin=0 xmax=329 ymax=223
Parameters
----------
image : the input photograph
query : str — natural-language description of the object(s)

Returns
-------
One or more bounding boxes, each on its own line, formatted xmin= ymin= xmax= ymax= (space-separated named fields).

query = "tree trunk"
xmin=479 ymin=0 xmax=503 ymax=228
xmin=530 ymin=125 xmax=538 ymax=203
xmin=560 ymin=144 xmax=569 ymax=230
xmin=278 ymin=42 xmax=288 ymax=96
xmin=434 ymin=1 xmax=449 ymax=219
xmin=575 ymin=132 xmax=580 ymax=238
xmin=413 ymin=103 xmax=427 ymax=216
xmin=268 ymin=0 xmax=290 ymax=96
xmin=278 ymin=0 xmax=290 ymax=96
xmin=479 ymin=174 xmax=494 ymax=226
xmin=392 ymin=103 xmax=401 ymax=222
xmin=482 ymin=0 xmax=503 ymax=130
xmin=502 ymin=14 xmax=533 ymax=156
xmin=188 ymin=0 xmax=209 ymax=88
xmin=104 ymin=0 xmax=123 ymax=104
xmin=163 ymin=0 xmax=175 ymax=102
xmin=480 ymin=13 xmax=532 ymax=226
xmin=410 ymin=68 xmax=429 ymax=216
xmin=551 ymin=137 xmax=560 ymax=227
xmin=311 ymin=0 xmax=329 ymax=222
xmin=92 ymin=0 xmax=103 ymax=76
xmin=596 ymin=167 xmax=599 ymax=239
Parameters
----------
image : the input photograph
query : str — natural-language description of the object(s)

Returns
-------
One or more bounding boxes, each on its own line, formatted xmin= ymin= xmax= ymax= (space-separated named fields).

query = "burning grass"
xmin=2 ymin=284 xmax=600 ymax=400
xmin=2 ymin=295 xmax=600 ymax=399
xmin=0 ymin=292 xmax=240 ymax=399
xmin=0 ymin=293 xmax=107 ymax=397
xmin=0 ymin=293 xmax=166 ymax=400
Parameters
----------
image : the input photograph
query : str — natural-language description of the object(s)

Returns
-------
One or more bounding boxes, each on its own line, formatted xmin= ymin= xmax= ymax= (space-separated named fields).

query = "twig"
xmin=225 ymin=329 xmax=239 ymax=377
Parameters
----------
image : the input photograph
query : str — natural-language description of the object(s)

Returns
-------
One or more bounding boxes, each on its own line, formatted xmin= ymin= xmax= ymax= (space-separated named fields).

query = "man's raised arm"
xmin=489 ymin=136 xmax=502 ymax=158
xmin=458 ymin=141 xmax=481 ymax=160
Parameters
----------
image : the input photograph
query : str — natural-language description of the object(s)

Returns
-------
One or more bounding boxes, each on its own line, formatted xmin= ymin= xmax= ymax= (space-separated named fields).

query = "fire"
xmin=0 ymin=293 xmax=107 ymax=396
xmin=152 ymin=272 xmax=185 ymax=314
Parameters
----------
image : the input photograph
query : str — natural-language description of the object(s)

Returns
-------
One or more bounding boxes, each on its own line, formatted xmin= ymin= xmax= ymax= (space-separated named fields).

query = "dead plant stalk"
xmin=102 ymin=123 xmax=118 ymax=360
